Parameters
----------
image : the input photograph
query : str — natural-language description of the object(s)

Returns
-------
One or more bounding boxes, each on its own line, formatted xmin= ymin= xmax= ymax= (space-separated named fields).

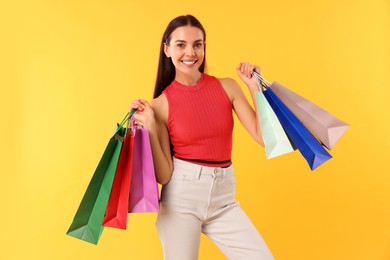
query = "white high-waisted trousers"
xmin=156 ymin=158 xmax=274 ymax=260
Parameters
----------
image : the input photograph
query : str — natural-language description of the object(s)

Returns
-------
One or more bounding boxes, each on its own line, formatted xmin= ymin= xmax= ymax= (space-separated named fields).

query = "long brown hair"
xmin=153 ymin=15 xmax=207 ymax=98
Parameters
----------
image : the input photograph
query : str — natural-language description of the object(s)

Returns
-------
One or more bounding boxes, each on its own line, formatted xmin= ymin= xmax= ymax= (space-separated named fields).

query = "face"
xmin=164 ymin=26 xmax=205 ymax=76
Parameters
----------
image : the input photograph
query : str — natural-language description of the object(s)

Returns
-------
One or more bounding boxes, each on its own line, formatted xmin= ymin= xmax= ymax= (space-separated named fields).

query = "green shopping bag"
xmin=67 ymin=113 xmax=132 ymax=244
xmin=256 ymin=89 xmax=295 ymax=159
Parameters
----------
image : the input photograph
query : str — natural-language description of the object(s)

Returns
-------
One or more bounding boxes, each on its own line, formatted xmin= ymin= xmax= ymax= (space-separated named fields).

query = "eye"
xmin=194 ymin=42 xmax=204 ymax=49
xmin=176 ymin=43 xmax=185 ymax=48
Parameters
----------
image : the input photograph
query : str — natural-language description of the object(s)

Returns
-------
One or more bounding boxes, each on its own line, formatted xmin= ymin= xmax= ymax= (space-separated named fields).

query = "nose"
xmin=185 ymin=45 xmax=195 ymax=56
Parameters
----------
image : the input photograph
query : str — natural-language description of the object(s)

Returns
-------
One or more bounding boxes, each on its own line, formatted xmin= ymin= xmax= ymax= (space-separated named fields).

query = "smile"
xmin=181 ymin=60 xmax=197 ymax=65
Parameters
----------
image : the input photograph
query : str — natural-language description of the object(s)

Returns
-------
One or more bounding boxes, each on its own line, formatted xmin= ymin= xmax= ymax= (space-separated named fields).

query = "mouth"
xmin=181 ymin=60 xmax=197 ymax=65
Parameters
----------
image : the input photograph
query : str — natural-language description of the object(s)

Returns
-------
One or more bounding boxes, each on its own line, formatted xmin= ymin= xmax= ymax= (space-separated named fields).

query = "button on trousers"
xmin=156 ymin=158 xmax=274 ymax=260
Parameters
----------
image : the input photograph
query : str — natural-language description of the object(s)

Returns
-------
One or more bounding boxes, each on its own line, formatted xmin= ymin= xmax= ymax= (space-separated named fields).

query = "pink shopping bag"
xmin=128 ymin=126 xmax=160 ymax=213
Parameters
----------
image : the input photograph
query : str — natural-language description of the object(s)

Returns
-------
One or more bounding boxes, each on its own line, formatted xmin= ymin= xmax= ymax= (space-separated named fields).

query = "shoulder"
xmin=218 ymin=77 xmax=239 ymax=87
xmin=217 ymin=77 xmax=242 ymax=102
xmin=150 ymin=93 xmax=168 ymax=123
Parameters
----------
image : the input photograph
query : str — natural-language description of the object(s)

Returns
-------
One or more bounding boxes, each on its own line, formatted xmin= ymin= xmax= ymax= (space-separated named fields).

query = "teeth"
xmin=182 ymin=60 xmax=196 ymax=65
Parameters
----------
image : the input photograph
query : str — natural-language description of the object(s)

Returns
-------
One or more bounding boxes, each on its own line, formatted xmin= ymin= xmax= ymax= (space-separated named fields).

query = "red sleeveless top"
xmin=163 ymin=73 xmax=234 ymax=167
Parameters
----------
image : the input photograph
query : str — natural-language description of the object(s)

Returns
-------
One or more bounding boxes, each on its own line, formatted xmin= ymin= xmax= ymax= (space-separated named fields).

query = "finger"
xmin=139 ymin=99 xmax=152 ymax=109
xmin=130 ymin=102 xmax=140 ymax=110
xmin=242 ymin=62 xmax=249 ymax=74
xmin=131 ymin=99 xmax=142 ymax=106
xmin=236 ymin=63 xmax=243 ymax=73
xmin=237 ymin=62 xmax=247 ymax=76
xmin=248 ymin=64 xmax=259 ymax=78
xmin=247 ymin=63 xmax=254 ymax=75
xmin=243 ymin=63 xmax=253 ymax=77
xmin=130 ymin=100 xmax=144 ymax=112
xmin=254 ymin=66 xmax=261 ymax=75
xmin=247 ymin=64 xmax=255 ymax=78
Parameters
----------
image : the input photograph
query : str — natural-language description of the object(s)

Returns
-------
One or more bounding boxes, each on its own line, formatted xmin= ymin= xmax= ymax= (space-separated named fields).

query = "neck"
xmin=175 ymin=71 xmax=202 ymax=86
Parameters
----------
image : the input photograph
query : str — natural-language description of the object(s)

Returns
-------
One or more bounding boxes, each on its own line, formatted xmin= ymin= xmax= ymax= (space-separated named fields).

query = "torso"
xmin=158 ymin=73 xmax=236 ymax=167
xmin=153 ymin=77 xmax=235 ymax=125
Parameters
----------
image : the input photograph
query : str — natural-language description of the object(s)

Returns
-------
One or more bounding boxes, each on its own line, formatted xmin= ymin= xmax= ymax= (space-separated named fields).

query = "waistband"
xmin=174 ymin=156 xmax=232 ymax=168
xmin=173 ymin=157 xmax=234 ymax=178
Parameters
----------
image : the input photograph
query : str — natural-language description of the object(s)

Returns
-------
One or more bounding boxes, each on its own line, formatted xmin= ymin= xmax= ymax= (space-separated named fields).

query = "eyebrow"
xmin=174 ymin=39 xmax=203 ymax=43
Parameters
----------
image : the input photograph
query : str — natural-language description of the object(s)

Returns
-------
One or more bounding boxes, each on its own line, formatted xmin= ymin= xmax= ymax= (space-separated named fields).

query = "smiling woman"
xmin=163 ymin=26 xmax=205 ymax=85
xmin=129 ymin=14 xmax=273 ymax=260
xmin=153 ymin=15 xmax=208 ymax=98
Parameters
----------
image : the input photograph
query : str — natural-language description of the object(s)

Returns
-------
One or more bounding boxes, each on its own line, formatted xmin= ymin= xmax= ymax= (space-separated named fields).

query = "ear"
xmin=163 ymin=43 xmax=170 ymax=58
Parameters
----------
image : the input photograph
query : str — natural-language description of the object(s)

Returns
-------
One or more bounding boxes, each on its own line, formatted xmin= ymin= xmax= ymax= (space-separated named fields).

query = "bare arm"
xmin=219 ymin=62 xmax=264 ymax=146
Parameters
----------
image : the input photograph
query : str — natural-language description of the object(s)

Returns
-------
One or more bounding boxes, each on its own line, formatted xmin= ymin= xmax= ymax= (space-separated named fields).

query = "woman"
xmin=131 ymin=14 xmax=274 ymax=260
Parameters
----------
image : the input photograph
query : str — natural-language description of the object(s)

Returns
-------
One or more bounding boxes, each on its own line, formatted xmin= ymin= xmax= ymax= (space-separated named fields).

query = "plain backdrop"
xmin=1 ymin=0 xmax=389 ymax=259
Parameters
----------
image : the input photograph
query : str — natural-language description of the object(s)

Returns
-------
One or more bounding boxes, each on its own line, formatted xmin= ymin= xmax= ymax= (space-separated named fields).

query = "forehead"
xmin=170 ymin=26 xmax=204 ymax=42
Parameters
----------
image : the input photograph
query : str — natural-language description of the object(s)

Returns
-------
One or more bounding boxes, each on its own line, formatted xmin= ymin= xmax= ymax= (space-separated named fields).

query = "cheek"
xmin=197 ymin=48 xmax=205 ymax=56
xmin=171 ymin=49 xmax=184 ymax=59
xmin=197 ymin=51 xmax=205 ymax=61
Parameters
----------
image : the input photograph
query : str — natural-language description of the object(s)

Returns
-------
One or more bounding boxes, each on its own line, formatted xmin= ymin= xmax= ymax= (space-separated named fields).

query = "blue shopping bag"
xmin=254 ymin=72 xmax=332 ymax=170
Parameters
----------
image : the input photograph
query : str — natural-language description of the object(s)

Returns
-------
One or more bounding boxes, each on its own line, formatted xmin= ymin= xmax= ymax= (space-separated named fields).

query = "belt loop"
xmin=212 ymin=168 xmax=217 ymax=178
xmin=197 ymin=166 xmax=202 ymax=180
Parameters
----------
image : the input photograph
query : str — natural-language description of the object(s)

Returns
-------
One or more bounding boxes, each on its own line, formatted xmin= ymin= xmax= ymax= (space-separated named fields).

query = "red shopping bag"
xmin=102 ymin=129 xmax=134 ymax=230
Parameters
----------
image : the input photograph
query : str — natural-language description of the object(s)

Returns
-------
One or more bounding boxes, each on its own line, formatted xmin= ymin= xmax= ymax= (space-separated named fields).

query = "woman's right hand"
xmin=130 ymin=99 xmax=156 ymax=133
xmin=130 ymin=97 xmax=173 ymax=184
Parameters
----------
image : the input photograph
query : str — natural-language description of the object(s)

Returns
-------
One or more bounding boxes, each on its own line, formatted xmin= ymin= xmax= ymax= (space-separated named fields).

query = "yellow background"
xmin=1 ymin=0 xmax=389 ymax=259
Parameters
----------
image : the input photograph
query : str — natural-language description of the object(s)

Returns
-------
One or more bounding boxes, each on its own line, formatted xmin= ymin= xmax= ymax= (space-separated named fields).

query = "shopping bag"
xmin=102 ymin=127 xmax=134 ymax=230
xmin=128 ymin=126 xmax=160 ymax=213
xmin=255 ymin=90 xmax=295 ymax=159
xmin=270 ymin=81 xmax=349 ymax=150
xmin=254 ymin=72 xmax=332 ymax=170
xmin=66 ymin=115 xmax=128 ymax=244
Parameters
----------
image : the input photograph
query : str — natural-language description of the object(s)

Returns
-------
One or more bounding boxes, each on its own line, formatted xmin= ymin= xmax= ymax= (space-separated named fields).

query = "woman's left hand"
xmin=236 ymin=62 xmax=261 ymax=92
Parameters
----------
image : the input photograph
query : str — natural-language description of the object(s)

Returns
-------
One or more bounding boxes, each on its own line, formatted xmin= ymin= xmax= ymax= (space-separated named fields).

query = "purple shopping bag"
xmin=128 ymin=126 xmax=160 ymax=213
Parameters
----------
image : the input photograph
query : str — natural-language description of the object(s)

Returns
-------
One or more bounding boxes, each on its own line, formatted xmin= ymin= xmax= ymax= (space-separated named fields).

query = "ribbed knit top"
xmin=163 ymin=73 xmax=234 ymax=167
